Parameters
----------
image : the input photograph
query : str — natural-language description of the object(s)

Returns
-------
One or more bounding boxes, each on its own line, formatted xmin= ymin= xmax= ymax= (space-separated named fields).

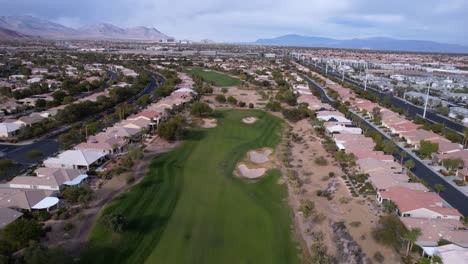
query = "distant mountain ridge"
xmin=0 ymin=26 xmax=33 ymax=40
xmin=253 ymin=34 xmax=468 ymax=54
xmin=0 ymin=16 xmax=171 ymax=41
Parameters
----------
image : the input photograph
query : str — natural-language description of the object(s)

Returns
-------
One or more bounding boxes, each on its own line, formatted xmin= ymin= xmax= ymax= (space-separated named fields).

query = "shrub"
xmin=63 ymin=222 xmax=75 ymax=232
xmin=248 ymin=103 xmax=254 ymax=108
xmin=238 ymin=101 xmax=246 ymax=107
xmin=215 ymin=94 xmax=226 ymax=103
xmin=298 ymin=200 xmax=315 ymax=218
xmin=373 ymin=252 xmax=385 ymax=263
xmin=314 ymin=156 xmax=328 ymax=166
xmin=227 ymin=96 xmax=237 ymax=105
xmin=126 ymin=175 xmax=135 ymax=184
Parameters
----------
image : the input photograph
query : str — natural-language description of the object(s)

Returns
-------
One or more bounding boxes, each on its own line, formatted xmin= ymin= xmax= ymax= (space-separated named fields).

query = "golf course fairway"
xmin=81 ymin=110 xmax=300 ymax=264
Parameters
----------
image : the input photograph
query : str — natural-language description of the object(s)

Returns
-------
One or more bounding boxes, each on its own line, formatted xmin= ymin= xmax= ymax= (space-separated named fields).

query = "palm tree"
xmin=404 ymin=228 xmax=422 ymax=256
xmin=463 ymin=128 xmax=468 ymax=148
xmin=434 ymin=184 xmax=445 ymax=194
xmin=404 ymin=160 xmax=415 ymax=172
xmin=400 ymin=150 xmax=407 ymax=166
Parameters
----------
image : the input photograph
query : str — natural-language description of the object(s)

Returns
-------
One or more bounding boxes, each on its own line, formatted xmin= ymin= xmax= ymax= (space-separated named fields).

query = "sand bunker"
xmin=242 ymin=117 xmax=258 ymax=124
xmin=200 ymin=118 xmax=217 ymax=128
xmin=248 ymin=148 xmax=273 ymax=164
xmin=237 ymin=163 xmax=266 ymax=179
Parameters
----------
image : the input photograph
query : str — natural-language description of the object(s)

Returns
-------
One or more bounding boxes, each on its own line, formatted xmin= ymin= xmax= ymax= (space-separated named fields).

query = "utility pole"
xmin=325 ymin=63 xmax=328 ymax=74
xmin=423 ymin=82 xmax=431 ymax=119
xmin=364 ymin=63 xmax=368 ymax=91
xmin=364 ymin=72 xmax=368 ymax=91
xmin=342 ymin=69 xmax=345 ymax=82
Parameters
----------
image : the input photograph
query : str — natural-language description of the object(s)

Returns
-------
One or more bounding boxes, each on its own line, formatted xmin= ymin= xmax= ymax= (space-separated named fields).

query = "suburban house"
xmin=422 ymin=244 xmax=468 ymax=263
xmin=0 ymin=207 xmax=23 ymax=229
xmin=2 ymin=168 xmax=88 ymax=191
xmin=433 ymin=150 xmax=468 ymax=170
xmin=75 ymin=135 xmax=126 ymax=155
xmin=325 ymin=123 xmax=362 ymax=135
xmin=352 ymin=150 xmax=394 ymax=162
xmin=316 ymin=110 xmax=352 ymax=124
xmin=377 ymin=186 xmax=462 ymax=220
xmin=368 ymin=170 xmax=428 ymax=192
xmin=43 ymin=149 xmax=106 ymax=170
xmin=0 ymin=189 xmax=59 ymax=211
xmin=0 ymin=122 xmax=23 ymax=138
xmin=427 ymin=138 xmax=462 ymax=154
xmin=127 ymin=110 xmax=163 ymax=126
xmin=357 ymin=158 xmax=403 ymax=174
xmin=401 ymin=217 xmax=468 ymax=248
xmin=401 ymin=129 xmax=444 ymax=148
xmin=14 ymin=115 xmax=45 ymax=126
xmin=386 ymin=121 xmax=420 ymax=135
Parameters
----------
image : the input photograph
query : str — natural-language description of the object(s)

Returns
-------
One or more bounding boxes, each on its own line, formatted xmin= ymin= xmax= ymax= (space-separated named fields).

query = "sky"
xmin=1 ymin=0 xmax=467 ymax=44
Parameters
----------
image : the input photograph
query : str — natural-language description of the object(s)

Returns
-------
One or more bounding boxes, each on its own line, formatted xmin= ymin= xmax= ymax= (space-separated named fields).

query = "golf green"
xmin=81 ymin=110 xmax=300 ymax=264
xmin=188 ymin=67 xmax=241 ymax=87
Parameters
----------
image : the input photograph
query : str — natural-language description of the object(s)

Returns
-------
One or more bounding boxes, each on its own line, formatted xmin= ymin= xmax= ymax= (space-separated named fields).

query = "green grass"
xmin=81 ymin=110 xmax=300 ymax=264
xmin=188 ymin=67 xmax=242 ymax=87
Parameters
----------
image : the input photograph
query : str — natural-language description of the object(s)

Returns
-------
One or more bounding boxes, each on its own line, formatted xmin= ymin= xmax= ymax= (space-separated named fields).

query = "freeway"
xmin=0 ymin=71 xmax=162 ymax=180
xmin=304 ymin=72 xmax=468 ymax=215
xmin=301 ymin=60 xmax=467 ymax=134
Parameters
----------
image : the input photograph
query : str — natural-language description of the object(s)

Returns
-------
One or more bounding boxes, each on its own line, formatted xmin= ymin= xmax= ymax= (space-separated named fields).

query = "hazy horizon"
xmin=1 ymin=0 xmax=467 ymax=45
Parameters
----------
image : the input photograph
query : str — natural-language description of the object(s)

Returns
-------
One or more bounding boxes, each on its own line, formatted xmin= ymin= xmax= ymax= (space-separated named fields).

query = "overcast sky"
xmin=1 ymin=0 xmax=467 ymax=44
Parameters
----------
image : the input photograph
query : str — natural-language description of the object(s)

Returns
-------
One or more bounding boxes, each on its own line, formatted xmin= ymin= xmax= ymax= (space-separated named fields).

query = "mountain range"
xmin=0 ymin=16 xmax=170 ymax=41
xmin=253 ymin=34 xmax=468 ymax=54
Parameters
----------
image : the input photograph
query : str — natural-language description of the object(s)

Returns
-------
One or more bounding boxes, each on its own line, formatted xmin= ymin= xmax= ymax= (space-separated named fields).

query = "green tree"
xmin=404 ymin=159 xmax=415 ymax=171
xmin=27 ymin=150 xmax=43 ymax=159
xmin=434 ymin=184 xmax=445 ymax=194
xmin=404 ymin=228 xmax=422 ymax=256
xmin=22 ymin=241 xmax=71 ymax=264
xmin=103 ymin=213 xmax=127 ymax=233
xmin=157 ymin=116 xmax=186 ymax=141
xmin=190 ymin=102 xmax=213 ymax=117
xmin=383 ymin=140 xmax=398 ymax=155
xmin=383 ymin=200 xmax=398 ymax=213
xmin=372 ymin=106 xmax=382 ymax=123
xmin=418 ymin=140 xmax=438 ymax=159
xmin=61 ymin=186 xmax=93 ymax=205
xmin=227 ymin=96 xmax=237 ymax=105
xmin=1 ymin=219 xmax=42 ymax=250
xmin=0 ymin=159 xmax=15 ymax=175
xmin=215 ymin=94 xmax=226 ymax=103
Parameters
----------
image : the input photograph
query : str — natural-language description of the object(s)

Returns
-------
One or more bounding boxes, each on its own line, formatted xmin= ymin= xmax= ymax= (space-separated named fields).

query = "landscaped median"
xmin=81 ymin=110 xmax=300 ymax=264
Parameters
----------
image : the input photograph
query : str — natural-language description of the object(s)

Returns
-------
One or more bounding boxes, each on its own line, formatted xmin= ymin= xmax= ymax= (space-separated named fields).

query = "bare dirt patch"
xmin=285 ymin=120 xmax=399 ymax=264
xmin=242 ymin=117 xmax=258 ymax=124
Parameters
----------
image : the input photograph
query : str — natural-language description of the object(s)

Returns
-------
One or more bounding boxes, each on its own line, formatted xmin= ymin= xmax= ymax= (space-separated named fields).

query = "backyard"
xmin=188 ymin=67 xmax=242 ymax=87
xmin=81 ymin=110 xmax=300 ymax=264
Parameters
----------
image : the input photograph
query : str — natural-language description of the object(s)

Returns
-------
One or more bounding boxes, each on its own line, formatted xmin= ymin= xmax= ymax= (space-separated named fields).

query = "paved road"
xmin=304 ymin=72 xmax=468 ymax=215
xmin=303 ymin=61 xmax=466 ymax=134
xmin=0 ymin=71 xmax=162 ymax=180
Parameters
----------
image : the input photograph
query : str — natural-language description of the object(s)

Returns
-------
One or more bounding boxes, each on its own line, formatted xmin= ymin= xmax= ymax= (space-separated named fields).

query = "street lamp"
xmin=423 ymin=82 xmax=431 ymax=119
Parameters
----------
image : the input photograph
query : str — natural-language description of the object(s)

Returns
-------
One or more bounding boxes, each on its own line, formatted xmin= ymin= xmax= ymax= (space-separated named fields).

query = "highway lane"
xmin=303 ymin=71 xmax=468 ymax=215
xmin=0 ymin=72 xmax=162 ymax=180
xmin=302 ymin=61 xmax=467 ymax=134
